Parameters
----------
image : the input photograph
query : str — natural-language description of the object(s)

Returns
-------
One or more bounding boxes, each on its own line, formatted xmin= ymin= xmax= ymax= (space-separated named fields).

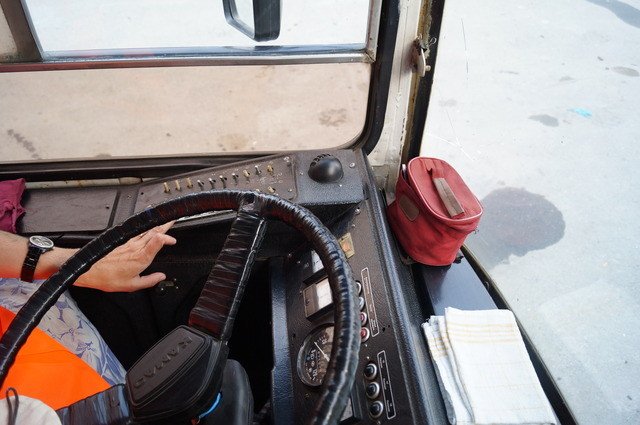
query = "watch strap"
xmin=20 ymin=244 xmax=45 ymax=283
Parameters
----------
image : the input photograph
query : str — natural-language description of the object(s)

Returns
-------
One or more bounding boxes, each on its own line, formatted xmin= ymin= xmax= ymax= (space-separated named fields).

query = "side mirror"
xmin=223 ymin=0 xmax=281 ymax=42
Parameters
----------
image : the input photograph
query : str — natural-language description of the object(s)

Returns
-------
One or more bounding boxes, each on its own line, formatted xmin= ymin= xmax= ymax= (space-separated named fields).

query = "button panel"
xmin=134 ymin=155 xmax=297 ymax=215
xmin=363 ymin=360 xmax=386 ymax=420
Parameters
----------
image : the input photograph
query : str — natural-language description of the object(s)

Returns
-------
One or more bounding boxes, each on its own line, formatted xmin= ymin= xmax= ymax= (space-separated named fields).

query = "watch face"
xmin=29 ymin=235 xmax=54 ymax=249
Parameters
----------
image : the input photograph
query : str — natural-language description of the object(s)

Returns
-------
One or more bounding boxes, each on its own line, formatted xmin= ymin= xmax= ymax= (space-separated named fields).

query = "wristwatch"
xmin=20 ymin=235 xmax=54 ymax=283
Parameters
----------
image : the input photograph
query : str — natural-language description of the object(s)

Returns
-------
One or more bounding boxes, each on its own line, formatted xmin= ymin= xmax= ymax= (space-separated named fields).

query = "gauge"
xmin=297 ymin=325 xmax=334 ymax=387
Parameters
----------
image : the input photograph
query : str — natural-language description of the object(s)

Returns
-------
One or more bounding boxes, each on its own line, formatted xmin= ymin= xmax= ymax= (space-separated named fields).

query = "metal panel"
xmin=0 ymin=51 xmax=369 ymax=72
xmin=18 ymin=187 xmax=118 ymax=233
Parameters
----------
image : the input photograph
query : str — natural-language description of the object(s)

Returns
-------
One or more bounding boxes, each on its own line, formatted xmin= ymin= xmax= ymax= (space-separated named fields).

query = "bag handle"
xmin=425 ymin=159 xmax=465 ymax=218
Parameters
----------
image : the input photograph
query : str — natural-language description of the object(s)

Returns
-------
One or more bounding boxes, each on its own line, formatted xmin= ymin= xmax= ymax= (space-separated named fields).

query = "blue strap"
xmin=197 ymin=392 xmax=223 ymax=421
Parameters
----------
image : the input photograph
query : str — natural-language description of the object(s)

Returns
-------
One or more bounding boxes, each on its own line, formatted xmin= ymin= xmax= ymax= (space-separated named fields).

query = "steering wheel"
xmin=0 ymin=190 xmax=360 ymax=425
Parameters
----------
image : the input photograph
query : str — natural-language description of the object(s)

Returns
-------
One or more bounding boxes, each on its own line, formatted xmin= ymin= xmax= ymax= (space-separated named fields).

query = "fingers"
xmin=131 ymin=222 xmax=176 ymax=247
xmin=156 ymin=221 xmax=176 ymax=234
xmin=146 ymin=232 xmax=177 ymax=248
xmin=136 ymin=272 xmax=167 ymax=289
xmin=143 ymin=232 xmax=176 ymax=261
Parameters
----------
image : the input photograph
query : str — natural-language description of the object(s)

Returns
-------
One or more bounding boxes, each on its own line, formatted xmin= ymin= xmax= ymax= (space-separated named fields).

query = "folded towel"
xmin=423 ymin=308 xmax=557 ymax=425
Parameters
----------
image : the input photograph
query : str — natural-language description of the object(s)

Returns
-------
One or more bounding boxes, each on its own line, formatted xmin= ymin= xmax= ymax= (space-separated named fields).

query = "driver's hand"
xmin=75 ymin=222 xmax=177 ymax=292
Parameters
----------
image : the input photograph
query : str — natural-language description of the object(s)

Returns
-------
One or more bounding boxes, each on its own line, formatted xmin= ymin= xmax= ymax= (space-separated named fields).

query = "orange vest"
xmin=0 ymin=306 xmax=110 ymax=410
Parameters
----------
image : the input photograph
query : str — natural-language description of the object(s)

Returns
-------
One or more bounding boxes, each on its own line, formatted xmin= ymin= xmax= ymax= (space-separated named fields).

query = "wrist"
xmin=34 ymin=247 xmax=78 ymax=280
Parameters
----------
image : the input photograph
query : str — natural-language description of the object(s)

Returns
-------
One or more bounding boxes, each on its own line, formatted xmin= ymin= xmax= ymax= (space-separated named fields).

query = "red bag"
xmin=387 ymin=158 xmax=482 ymax=266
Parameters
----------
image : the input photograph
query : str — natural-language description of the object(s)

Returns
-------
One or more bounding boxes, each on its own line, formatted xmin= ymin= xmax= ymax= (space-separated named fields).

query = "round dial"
xmin=29 ymin=235 xmax=54 ymax=249
xmin=297 ymin=325 xmax=334 ymax=387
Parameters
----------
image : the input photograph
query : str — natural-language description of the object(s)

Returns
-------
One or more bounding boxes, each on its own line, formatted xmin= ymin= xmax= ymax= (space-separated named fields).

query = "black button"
xmin=365 ymin=382 xmax=381 ymax=399
xmin=363 ymin=363 xmax=378 ymax=380
xmin=369 ymin=401 xmax=384 ymax=419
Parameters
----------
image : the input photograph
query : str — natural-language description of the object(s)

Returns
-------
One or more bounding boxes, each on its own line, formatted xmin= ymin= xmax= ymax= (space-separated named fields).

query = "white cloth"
xmin=422 ymin=308 xmax=557 ymax=425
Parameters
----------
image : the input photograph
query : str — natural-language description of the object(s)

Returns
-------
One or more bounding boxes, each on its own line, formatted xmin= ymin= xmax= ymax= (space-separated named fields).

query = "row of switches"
xmin=163 ymin=175 xmax=278 ymax=194
xmin=162 ymin=165 xmax=277 ymax=194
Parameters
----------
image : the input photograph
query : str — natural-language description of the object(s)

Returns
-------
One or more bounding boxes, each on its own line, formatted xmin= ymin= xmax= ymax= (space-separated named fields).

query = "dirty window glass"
xmin=422 ymin=0 xmax=639 ymax=424
xmin=23 ymin=0 xmax=371 ymax=57
xmin=0 ymin=63 xmax=370 ymax=161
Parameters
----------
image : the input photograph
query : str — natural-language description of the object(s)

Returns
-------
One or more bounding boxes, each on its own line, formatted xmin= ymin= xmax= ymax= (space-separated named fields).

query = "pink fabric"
xmin=0 ymin=179 xmax=26 ymax=233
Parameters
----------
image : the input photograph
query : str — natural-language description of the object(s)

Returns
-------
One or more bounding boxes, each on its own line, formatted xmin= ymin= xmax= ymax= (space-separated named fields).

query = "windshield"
xmin=422 ymin=1 xmax=639 ymax=424
xmin=0 ymin=1 xmax=374 ymax=162
xmin=23 ymin=0 xmax=370 ymax=55
xmin=0 ymin=64 xmax=370 ymax=162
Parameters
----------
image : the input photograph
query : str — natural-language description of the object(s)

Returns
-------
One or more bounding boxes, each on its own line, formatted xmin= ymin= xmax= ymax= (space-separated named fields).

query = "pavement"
xmin=422 ymin=0 xmax=640 ymax=423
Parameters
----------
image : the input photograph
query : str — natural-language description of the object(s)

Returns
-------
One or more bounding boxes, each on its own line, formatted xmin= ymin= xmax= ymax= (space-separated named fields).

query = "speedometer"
xmin=297 ymin=325 xmax=334 ymax=387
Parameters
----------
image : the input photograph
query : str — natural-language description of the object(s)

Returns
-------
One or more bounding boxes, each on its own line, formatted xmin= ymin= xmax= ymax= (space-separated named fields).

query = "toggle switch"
xmin=243 ymin=169 xmax=251 ymax=178
xmin=174 ymin=180 xmax=181 ymax=191
xmin=163 ymin=182 xmax=170 ymax=193
xmin=186 ymin=177 xmax=193 ymax=188
xmin=197 ymin=179 xmax=205 ymax=188
xmin=219 ymin=176 xmax=226 ymax=188
xmin=208 ymin=178 xmax=215 ymax=188
xmin=266 ymin=164 xmax=274 ymax=174
xmin=254 ymin=165 xmax=261 ymax=175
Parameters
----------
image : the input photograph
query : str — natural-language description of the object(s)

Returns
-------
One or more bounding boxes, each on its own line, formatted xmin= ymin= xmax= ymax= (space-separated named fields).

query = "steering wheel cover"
xmin=0 ymin=190 xmax=360 ymax=425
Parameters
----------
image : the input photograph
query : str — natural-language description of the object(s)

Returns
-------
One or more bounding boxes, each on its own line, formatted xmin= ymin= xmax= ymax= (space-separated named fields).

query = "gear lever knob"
xmin=308 ymin=154 xmax=344 ymax=183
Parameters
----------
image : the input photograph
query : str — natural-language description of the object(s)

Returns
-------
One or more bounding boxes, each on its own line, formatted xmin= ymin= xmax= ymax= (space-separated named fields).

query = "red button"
xmin=360 ymin=327 xmax=370 ymax=342
xmin=360 ymin=312 xmax=368 ymax=325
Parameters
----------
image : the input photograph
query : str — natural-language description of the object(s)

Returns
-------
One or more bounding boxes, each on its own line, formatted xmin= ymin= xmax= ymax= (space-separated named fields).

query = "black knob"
xmin=369 ymin=401 xmax=384 ymax=419
xmin=363 ymin=363 xmax=378 ymax=380
xmin=366 ymin=382 xmax=381 ymax=399
xmin=308 ymin=154 xmax=343 ymax=183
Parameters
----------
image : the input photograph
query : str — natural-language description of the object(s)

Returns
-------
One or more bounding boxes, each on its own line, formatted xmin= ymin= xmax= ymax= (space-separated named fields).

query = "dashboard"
xmin=18 ymin=149 xmax=449 ymax=424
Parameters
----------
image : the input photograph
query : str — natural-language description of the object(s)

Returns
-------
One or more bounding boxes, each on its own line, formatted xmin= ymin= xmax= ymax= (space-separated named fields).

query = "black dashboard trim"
xmin=359 ymin=152 xmax=448 ymax=424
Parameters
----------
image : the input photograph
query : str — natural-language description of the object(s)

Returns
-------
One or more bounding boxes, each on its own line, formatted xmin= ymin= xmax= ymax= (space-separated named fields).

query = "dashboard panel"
xmin=275 ymin=201 xmax=416 ymax=423
xmin=17 ymin=148 xmax=448 ymax=424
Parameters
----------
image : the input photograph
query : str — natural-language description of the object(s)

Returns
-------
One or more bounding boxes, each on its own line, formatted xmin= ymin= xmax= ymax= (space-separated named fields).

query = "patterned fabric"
xmin=0 ymin=278 xmax=126 ymax=386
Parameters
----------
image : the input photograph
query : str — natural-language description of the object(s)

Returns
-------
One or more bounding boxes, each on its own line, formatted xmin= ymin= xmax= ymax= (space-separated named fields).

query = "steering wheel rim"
xmin=0 ymin=190 xmax=361 ymax=425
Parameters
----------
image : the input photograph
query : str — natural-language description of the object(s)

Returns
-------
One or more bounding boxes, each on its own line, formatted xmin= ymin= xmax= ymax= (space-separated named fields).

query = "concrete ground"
xmin=422 ymin=0 xmax=640 ymax=423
